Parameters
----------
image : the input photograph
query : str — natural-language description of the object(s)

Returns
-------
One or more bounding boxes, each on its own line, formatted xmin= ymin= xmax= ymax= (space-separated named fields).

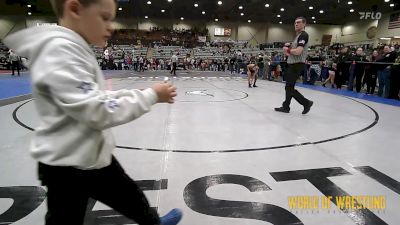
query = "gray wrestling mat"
xmin=1 ymin=70 xmax=399 ymax=225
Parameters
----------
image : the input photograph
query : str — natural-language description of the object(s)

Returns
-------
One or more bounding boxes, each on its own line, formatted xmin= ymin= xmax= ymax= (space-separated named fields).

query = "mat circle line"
xmin=12 ymin=96 xmax=379 ymax=153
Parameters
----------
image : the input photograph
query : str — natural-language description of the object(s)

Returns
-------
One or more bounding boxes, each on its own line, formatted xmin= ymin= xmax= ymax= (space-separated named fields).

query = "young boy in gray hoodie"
xmin=3 ymin=0 xmax=182 ymax=224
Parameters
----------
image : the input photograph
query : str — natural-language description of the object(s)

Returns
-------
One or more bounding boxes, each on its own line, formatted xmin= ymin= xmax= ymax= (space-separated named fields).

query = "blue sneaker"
xmin=160 ymin=208 xmax=182 ymax=225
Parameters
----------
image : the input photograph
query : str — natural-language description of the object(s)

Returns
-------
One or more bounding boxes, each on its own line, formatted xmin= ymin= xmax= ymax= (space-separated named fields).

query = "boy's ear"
xmin=65 ymin=0 xmax=81 ymax=18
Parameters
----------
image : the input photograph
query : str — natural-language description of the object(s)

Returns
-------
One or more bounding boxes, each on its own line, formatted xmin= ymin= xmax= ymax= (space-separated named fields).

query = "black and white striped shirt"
xmin=287 ymin=31 xmax=309 ymax=64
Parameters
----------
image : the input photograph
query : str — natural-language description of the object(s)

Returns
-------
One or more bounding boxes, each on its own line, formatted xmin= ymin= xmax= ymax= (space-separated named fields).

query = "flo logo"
xmin=359 ymin=12 xmax=382 ymax=20
xmin=185 ymin=90 xmax=214 ymax=97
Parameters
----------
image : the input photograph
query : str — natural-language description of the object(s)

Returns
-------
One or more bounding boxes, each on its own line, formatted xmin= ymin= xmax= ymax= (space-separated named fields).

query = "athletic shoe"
xmin=253 ymin=84 xmax=258 ymax=87
xmin=160 ymin=208 xmax=183 ymax=225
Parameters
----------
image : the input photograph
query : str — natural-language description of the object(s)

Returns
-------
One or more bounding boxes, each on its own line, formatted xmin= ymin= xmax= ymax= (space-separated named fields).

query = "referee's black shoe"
xmin=302 ymin=101 xmax=313 ymax=114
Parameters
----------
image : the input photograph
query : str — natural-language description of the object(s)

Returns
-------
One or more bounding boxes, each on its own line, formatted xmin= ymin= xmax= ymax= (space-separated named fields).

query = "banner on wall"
xmin=321 ymin=35 xmax=332 ymax=46
xmin=198 ymin=36 xmax=207 ymax=42
xmin=214 ymin=28 xmax=232 ymax=37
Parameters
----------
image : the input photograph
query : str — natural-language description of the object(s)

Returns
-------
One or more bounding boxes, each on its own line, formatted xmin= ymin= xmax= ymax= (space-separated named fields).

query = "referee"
xmin=275 ymin=16 xmax=313 ymax=114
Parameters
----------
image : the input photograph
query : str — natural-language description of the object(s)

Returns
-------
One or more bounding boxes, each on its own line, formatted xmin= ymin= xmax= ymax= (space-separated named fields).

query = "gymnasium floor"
xmin=0 ymin=70 xmax=399 ymax=225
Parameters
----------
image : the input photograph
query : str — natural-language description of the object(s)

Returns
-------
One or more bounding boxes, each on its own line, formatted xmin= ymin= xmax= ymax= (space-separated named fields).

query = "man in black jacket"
xmin=335 ymin=47 xmax=351 ymax=89
xmin=376 ymin=46 xmax=397 ymax=98
xmin=257 ymin=54 xmax=265 ymax=79
xmin=389 ymin=53 xmax=400 ymax=99
xmin=365 ymin=50 xmax=380 ymax=95
xmin=229 ymin=56 xmax=236 ymax=74
xmin=349 ymin=47 xmax=368 ymax=92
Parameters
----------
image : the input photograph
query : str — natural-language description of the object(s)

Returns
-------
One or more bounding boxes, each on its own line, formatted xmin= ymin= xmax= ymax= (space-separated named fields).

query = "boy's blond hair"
xmin=49 ymin=0 xmax=105 ymax=18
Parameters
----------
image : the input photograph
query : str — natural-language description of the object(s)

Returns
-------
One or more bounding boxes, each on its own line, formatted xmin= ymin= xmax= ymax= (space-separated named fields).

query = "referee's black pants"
xmin=11 ymin=60 xmax=20 ymax=75
xmin=170 ymin=62 xmax=177 ymax=75
xmin=282 ymin=63 xmax=310 ymax=109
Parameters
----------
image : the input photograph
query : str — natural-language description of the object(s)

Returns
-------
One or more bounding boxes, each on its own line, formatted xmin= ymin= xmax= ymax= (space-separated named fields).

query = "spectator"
xmin=322 ymin=63 xmax=337 ymax=88
xmin=8 ymin=49 xmax=20 ymax=76
xmin=365 ymin=50 xmax=379 ymax=95
xmin=376 ymin=45 xmax=397 ymax=98
xmin=349 ymin=47 xmax=368 ymax=92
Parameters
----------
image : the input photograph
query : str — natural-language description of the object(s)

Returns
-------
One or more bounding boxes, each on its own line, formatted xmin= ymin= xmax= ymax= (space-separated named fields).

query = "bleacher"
xmin=234 ymin=47 xmax=263 ymax=56
xmin=118 ymin=45 xmax=148 ymax=57
xmin=193 ymin=47 xmax=225 ymax=59
xmin=0 ymin=41 xmax=9 ymax=70
xmin=152 ymin=46 xmax=191 ymax=59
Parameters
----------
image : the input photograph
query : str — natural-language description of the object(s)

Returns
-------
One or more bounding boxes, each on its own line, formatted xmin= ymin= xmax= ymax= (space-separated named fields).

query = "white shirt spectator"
xmin=9 ymin=50 xmax=20 ymax=62
xmin=104 ymin=49 xmax=109 ymax=60
xmin=171 ymin=54 xmax=178 ymax=63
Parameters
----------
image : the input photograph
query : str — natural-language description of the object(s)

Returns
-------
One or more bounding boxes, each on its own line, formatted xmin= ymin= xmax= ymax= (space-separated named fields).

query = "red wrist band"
xmin=286 ymin=48 xmax=291 ymax=54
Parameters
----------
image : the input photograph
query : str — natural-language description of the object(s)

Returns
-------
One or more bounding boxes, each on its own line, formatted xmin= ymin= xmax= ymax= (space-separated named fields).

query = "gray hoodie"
xmin=4 ymin=25 xmax=158 ymax=169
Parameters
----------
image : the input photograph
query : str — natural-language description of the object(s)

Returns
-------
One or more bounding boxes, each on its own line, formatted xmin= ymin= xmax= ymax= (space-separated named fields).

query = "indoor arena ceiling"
xmin=1 ymin=0 xmax=399 ymax=25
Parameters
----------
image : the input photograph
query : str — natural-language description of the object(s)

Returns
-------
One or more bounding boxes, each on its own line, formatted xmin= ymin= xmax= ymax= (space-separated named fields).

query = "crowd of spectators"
xmin=298 ymin=44 xmax=400 ymax=99
xmin=1 ymin=35 xmax=399 ymax=100
xmin=109 ymin=27 xmax=209 ymax=48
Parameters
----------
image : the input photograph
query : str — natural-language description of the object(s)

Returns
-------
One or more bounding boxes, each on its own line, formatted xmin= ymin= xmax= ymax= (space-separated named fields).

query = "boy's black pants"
xmin=38 ymin=157 xmax=160 ymax=225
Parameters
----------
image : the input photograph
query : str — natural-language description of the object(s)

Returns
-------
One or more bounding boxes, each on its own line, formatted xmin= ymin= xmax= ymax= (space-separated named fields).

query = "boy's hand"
xmin=152 ymin=83 xmax=177 ymax=104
